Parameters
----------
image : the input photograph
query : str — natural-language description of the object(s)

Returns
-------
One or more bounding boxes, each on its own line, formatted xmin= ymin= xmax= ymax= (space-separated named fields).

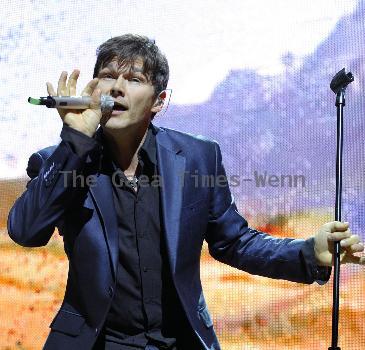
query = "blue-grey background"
xmin=2 ymin=0 xmax=364 ymax=232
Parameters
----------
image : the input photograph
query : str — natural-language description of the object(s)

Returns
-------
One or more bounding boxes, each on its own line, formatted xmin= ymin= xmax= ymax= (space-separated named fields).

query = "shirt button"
xmin=95 ymin=328 xmax=98 ymax=335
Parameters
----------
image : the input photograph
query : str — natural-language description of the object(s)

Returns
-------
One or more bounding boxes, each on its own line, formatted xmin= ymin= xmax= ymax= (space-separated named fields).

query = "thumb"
xmin=89 ymin=88 xmax=102 ymax=110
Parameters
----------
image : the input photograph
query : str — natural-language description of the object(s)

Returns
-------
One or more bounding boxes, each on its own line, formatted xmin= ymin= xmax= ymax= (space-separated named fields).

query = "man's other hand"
xmin=314 ymin=221 xmax=365 ymax=266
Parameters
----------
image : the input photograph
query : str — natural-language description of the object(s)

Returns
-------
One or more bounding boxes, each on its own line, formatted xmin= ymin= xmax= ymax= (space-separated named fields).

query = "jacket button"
xmin=108 ymin=286 xmax=114 ymax=297
xmin=95 ymin=328 xmax=98 ymax=335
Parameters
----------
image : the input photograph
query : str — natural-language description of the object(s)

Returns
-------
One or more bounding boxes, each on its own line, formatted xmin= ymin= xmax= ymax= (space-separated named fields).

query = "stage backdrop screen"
xmin=1 ymin=1 xmax=364 ymax=349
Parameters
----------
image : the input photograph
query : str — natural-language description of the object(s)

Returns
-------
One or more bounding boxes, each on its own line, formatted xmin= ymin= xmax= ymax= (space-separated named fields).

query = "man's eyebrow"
xmin=100 ymin=64 xmax=145 ymax=74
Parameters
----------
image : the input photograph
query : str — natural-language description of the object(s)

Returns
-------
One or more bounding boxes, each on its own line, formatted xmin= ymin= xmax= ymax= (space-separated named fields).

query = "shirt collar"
xmin=96 ymin=123 xmax=158 ymax=173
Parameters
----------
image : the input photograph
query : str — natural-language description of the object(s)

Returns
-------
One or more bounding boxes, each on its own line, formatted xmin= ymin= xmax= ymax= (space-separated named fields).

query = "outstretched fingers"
xmin=46 ymin=82 xmax=56 ymax=96
xmin=67 ymin=69 xmax=80 ymax=96
xmin=57 ymin=71 xmax=68 ymax=96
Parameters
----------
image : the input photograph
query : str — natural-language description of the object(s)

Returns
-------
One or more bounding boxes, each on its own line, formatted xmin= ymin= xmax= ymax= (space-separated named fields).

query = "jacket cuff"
xmin=60 ymin=124 xmax=101 ymax=159
xmin=301 ymin=237 xmax=331 ymax=285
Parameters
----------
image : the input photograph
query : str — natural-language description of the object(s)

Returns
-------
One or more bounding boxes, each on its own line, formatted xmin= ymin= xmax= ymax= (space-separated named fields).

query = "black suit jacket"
xmin=8 ymin=124 xmax=325 ymax=350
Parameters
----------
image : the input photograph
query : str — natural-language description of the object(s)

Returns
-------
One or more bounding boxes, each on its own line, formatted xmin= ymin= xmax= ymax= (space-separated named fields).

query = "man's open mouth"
xmin=113 ymin=102 xmax=128 ymax=111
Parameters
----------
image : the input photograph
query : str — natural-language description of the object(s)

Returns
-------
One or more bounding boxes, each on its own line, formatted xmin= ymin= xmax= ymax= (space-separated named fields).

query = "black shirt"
xmin=101 ymin=125 xmax=176 ymax=349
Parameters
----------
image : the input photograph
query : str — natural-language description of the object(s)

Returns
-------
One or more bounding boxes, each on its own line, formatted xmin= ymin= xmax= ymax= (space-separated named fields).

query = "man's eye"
xmin=101 ymin=74 xmax=114 ymax=80
xmin=130 ymin=77 xmax=141 ymax=83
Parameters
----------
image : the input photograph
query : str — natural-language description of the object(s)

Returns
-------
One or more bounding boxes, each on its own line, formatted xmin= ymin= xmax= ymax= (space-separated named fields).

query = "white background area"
xmin=0 ymin=0 xmax=358 ymax=178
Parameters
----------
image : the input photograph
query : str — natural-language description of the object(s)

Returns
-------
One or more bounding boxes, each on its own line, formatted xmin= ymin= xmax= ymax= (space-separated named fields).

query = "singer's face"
xmin=96 ymin=58 xmax=159 ymax=130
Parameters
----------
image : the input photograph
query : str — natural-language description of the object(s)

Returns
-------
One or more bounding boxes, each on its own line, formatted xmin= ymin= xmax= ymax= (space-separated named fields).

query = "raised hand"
xmin=46 ymin=70 xmax=102 ymax=137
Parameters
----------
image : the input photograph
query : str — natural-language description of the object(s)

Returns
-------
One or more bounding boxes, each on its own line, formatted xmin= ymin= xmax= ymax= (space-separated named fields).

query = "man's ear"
xmin=151 ymin=90 xmax=167 ymax=114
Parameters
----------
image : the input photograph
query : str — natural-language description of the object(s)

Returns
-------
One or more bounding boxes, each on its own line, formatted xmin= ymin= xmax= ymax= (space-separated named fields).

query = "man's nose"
xmin=110 ymin=76 xmax=126 ymax=97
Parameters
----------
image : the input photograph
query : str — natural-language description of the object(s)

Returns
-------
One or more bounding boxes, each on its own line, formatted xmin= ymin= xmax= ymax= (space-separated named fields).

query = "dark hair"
xmin=93 ymin=34 xmax=169 ymax=98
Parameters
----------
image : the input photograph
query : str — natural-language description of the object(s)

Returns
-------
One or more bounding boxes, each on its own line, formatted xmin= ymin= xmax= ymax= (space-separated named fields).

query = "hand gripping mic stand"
xmin=328 ymin=68 xmax=354 ymax=350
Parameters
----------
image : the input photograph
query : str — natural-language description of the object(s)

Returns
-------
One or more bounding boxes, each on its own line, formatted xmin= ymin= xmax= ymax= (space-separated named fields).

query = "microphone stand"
xmin=328 ymin=68 xmax=354 ymax=350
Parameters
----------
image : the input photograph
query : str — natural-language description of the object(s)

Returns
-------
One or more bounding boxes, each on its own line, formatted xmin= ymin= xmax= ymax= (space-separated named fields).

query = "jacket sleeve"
xmin=205 ymin=141 xmax=330 ymax=284
xmin=7 ymin=125 xmax=102 ymax=247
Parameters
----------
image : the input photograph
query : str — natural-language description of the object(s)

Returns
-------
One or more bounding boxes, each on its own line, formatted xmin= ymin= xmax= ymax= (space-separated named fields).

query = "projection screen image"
xmin=1 ymin=0 xmax=364 ymax=349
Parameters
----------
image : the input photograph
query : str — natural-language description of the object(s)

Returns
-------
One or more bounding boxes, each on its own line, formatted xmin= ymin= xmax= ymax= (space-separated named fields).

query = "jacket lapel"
xmin=89 ymin=174 xmax=119 ymax=280
xmin=155 ymin=127 xmax=185 ymax=275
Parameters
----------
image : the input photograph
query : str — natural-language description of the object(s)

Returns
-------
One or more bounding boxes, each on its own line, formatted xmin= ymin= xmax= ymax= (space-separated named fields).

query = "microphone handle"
xmin=52 ymin=96 xmax=92 ymax=109
xmin=51 ymin=96 xmax=114 ymax=112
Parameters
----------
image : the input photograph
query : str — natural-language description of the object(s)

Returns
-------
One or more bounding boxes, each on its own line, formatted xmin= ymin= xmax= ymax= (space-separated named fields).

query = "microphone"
xmin=28 ymin=95 xmax=126 ymax=114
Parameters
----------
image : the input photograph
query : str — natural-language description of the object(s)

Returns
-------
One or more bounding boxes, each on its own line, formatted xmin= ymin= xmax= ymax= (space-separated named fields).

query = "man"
xmin=7 ymin=34 xmax=364 ymax=350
